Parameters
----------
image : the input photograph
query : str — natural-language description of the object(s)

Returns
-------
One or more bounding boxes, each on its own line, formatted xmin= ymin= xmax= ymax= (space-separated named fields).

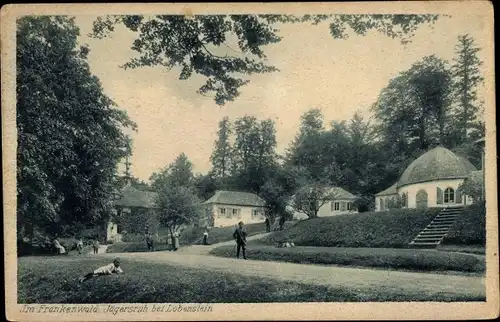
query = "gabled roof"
xmin=398 ymin=146 xmax=477 ymax=187
xmin=203 ymin=190 xmax=266 ymax=207
xmin=114 ymin=184 xmax=159 ymax=209
xmin=375 ymin=183 xmax=398 ymax=197
xmin=328 ymin=187 xmax=357 ymax=200
xmin=289 ymin=186 xmax=357 ymax=201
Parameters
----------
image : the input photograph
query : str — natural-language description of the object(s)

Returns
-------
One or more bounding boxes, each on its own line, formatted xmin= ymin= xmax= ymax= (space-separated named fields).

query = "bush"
xmin=210 ymin=245 xmax=485 ymax=273
xmin=261 ymin=208 xmax=441 ymax=248
xmin=442 ymin=203 xmax=486 ymax=246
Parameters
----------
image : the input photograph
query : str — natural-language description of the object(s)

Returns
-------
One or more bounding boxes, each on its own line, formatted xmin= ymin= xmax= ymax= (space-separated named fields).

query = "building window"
xmin=219 ymin=208 xmax=226 ymax=215
xmin=232 ymin=208 xmax=242 ymax=219
xmin=252 ymin=209 xmax=263 ymax=220
xmin=333 ymin=202 xmax=340 ymax=211
xmin=347 ymin=202 xmax=352 ymax=211
xmin=444 ymin=188 xmax=455 ymax=204
xmin=401 ymin=193 xmax=407 ymax=207
xmin=380 ymin=198 xmax=385 ymax=211
xmin=117 ymin=224 xmax=123 ymax=234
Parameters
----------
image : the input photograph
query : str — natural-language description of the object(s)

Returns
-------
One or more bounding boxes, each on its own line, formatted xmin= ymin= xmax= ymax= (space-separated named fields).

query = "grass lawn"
xmin=261 ymin=208 xmax=442 ymax=248
xmin=107 ymin=223 xmax=266 ymax=253
xmin=209 ymin=245 xmax=485 ymax=274
xmin=437 ymin=244 xmax=486 ymax=255
xmin=18 ymin=256 xmax=484 ymax=303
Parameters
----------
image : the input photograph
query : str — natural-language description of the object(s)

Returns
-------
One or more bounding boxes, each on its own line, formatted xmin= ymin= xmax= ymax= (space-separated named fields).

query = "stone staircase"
xmin=409 ymin=206 xmax=463 ymax=248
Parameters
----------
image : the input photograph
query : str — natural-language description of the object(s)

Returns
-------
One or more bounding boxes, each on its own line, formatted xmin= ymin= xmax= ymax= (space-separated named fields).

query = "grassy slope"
xmin=18 ymin=256 xmax=484 ymax=303
xmin=107 ymin=223 xmax=266 ymax=253
xmin=442 ymin=203 xmax=486 ymax=246
xmin=261 ymin=208 xmax=441 ymax=248
xmin=209 ymin=245 xmax=485 ymax=273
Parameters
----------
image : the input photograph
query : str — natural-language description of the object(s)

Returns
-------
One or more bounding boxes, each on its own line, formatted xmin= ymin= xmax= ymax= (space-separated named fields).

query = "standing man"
xmin=279 ymin=216 xmax=285 ymax=231
xmin=173 ymin=231 xmax=180 ymax=251
xmin=92 ymin=239 xmax=100 ymax=254
xmin=146 ymin=232 xmax=154 ymax=251
xmin=232 ymin=221 xmax=248 ymax=260
xmin=76 ymin=238 xmax=84 ymax=254
xmin=265 ymin=217 xmax=270 ymax=233
xmin=203 ymin=229 xmax=209 ymax=245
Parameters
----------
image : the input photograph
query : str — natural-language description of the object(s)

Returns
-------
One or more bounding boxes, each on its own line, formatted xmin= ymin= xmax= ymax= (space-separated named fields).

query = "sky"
xmin=74 ymin=14 xmax=489 ymax=181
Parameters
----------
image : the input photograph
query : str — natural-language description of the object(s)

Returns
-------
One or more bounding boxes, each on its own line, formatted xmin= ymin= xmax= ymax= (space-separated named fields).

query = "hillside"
xmin=261 ymin=208 xmax=442 ymax=248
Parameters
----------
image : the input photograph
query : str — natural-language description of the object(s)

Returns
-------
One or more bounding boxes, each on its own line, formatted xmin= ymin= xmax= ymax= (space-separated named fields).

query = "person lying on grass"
xmin=79 ymin=258 xmax=123 ymax=283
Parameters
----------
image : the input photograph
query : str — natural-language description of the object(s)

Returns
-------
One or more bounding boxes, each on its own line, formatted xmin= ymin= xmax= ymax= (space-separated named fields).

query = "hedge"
xmin=210 ymin=245 xmax=485 ymax=273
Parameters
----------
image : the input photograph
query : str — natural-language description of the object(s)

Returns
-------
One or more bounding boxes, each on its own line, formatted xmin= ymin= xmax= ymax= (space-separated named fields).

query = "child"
xmin=79 ymin=258 xmax=123 ymax=283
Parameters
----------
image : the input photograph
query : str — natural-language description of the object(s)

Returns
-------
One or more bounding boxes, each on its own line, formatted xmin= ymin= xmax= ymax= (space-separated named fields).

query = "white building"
xmin=375 ymin=146 xmax=481 ymax=211
xmin=291 ymin=186 xmax=358 ymax=220
xmin=203 ymin=190 xmax=267 ymax=227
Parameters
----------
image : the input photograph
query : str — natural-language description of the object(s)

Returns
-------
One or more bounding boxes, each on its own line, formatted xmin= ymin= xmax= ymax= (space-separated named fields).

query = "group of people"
xmin=265 ymin=216 xmax=285 ymax=233
xmin=52 ymin=237 xmax=101 ymax=255
xmin=144 ymin=228 xmax=180 ymax=252
xmin=77 ymin=221 xmax=252 ymax=284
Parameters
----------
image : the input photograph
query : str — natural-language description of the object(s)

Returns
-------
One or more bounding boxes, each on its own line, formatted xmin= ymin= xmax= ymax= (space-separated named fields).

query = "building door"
xmin=416 ymin=189 xmax=428 ymax=209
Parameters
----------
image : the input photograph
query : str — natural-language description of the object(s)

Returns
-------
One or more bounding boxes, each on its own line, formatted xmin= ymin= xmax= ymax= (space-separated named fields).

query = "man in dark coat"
xmin=146 ymin=233 xmax=154 ymax=251
xmin=279 ymin=216 xmax=285 ymax=231
xmin=232 ymin=221 xmax=248 ymax=259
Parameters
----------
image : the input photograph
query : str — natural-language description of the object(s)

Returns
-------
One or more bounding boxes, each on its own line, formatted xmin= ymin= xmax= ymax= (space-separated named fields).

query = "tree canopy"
xmin=17 ymin=16 xmax=135 ymax=241
xmin=91 ymin=14 xmax=440 ymax=105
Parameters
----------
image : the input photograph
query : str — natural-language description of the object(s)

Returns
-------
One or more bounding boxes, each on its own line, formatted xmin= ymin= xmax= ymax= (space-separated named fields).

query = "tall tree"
xmin=150 ymin=153 xmax=194 ymax=189
xmin=150 ymin=155 xmax=203 ymax=236
xmin=210 ymin=117 xmax=233 ymax=179
xmin=450 ymin=34 xmax=485 ymax=145
xmin=230 ymin=116 xmax=277 ymax=193
xmin=91 ymin=14 xmax=440 ymax=105
xmin=286 ymin=108 xmax=326 ymax=181
xmin=372 ymin=55 xmax=452 ymax=153
xmin=16 ymin=16 xmax=135 ymax=241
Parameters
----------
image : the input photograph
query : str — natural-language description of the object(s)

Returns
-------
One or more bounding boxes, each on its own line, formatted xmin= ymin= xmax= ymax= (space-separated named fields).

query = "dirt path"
xmin=99 ymin=246 xmax=485 ymax=299
xmin=175 ymin=232 xmax=272 ymax=255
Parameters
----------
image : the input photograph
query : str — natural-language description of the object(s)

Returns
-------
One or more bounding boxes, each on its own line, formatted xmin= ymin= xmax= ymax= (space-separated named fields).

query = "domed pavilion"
xmin=375 ymin=146 xmax=481 ymax=211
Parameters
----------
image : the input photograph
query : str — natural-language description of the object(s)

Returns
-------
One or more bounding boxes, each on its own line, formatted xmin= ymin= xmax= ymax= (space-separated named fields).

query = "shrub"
xmin=261 ymin=208 xmax=441 ymax=248
xmin=210 ymin=245 xmax=485 ymax=273
xmin=442 ymin=203 xmax=486 ymax=246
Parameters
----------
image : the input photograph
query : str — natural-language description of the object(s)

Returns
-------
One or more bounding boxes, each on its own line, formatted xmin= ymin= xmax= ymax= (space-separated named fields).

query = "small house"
xmin=108 ymin=183 xmax=159 ymax=242
xmin=203 ymin=190 xmax=267 ymax=227
xmin=291 ymin=186 xmax=358 ymax=220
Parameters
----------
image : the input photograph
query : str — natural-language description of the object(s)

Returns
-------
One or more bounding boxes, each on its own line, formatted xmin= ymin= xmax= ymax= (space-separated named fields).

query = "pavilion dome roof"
xmin=397 ymin=146 xmax=477 ymax=187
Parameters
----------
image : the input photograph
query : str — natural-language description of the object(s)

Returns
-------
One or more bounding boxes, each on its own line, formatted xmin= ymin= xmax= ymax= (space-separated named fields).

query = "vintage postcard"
xmin=2 ymin=1 xmax=498 ymax=321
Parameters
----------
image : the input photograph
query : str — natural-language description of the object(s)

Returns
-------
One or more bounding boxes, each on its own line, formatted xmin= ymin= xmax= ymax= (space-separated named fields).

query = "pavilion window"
xmin=444 ymin=187 xmax=455 ymax=204
xmin=333 ymin=202 xmax=340 ymax=211
xmin=380 ymin=198 xmax=385 ymax=210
